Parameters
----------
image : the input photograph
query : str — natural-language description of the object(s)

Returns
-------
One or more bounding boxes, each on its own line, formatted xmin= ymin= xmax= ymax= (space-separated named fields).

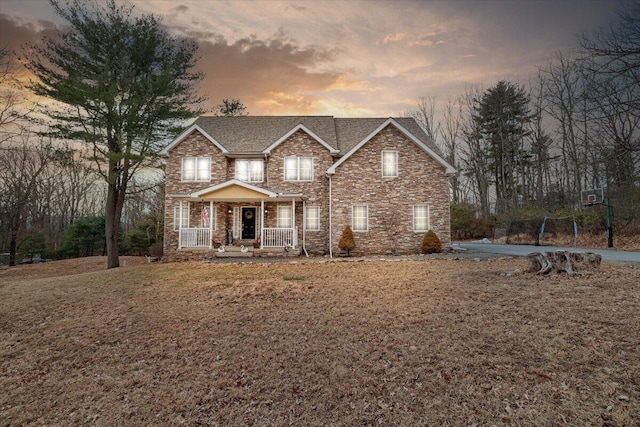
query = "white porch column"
xmin=209 ymin=200 xmax=214 ymax=249
xmin=291 ymin=199 xmax=296 ymax=248
xmin=178 ymin=200 xmax=183 ymax=249
xmin=260 ymin=199 xmax=265 ymax=249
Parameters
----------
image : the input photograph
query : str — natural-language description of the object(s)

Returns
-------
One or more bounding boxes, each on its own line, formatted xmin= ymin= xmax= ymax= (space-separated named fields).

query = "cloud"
xmin=195 ymin=32 xmax=357 ymax=115
xmin=173 ymin=5 xmax=189 ymax=14
xmin=383 ymin=32 xmax=409 ymax=44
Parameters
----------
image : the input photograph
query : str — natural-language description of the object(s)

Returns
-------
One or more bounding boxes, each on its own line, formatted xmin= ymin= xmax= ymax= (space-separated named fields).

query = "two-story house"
xmin=160 ymin=116 xmax=455 ymax=260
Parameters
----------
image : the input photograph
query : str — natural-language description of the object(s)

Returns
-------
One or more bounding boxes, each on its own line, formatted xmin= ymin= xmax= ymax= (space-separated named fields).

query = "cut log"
xmin=527 ymin=251 xmax=601 ymax=275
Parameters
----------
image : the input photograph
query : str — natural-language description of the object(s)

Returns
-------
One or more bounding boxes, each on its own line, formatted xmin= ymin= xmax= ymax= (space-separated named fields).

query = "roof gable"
xmin=262 ymin=124 xmax=340 ymax=154
xmin=190 ymin=116 xmax=339 ymax=154
xmin=191 ymin=179 xmax=277 ymax=199
xmin=159 ymin=124 xmax=228 ymax=155
xmin=327 ymin=118 xmax=455 ymax=174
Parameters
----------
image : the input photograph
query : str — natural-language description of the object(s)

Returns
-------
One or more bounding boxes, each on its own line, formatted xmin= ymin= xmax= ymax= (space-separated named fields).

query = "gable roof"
xmin=327 ymin=118 xmax=456 ymax=174
xmin=262 ymin=123 xmax=340 ymax=154
xmin=161 ymin=116 xmax=454 ymax=174
xmin=188 ymin=116 xmax=340 ymax=154
xmin=159 ymin=124 xmax=228 ymax=155
xmin=191 ymin=179 xmax=277 ymax=199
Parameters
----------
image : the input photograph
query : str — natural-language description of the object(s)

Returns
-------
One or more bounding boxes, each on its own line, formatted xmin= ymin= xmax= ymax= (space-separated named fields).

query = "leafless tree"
xmin=0 ymin=45 xmax=32 ymax=146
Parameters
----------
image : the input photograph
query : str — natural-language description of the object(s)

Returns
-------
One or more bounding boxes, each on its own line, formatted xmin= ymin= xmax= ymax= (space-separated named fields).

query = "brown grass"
xmin=1 ymin=256 xmax=639 ymax=426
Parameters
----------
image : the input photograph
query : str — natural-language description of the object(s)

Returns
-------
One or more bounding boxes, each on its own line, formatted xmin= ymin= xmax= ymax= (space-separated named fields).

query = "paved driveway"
xmin=457 ymin=242 xmax=640 ymax=263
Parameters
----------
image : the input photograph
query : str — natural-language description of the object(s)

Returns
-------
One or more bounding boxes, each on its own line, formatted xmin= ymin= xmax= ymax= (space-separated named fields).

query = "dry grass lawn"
xmin=1 ymin=256 xmax=639 ymax=426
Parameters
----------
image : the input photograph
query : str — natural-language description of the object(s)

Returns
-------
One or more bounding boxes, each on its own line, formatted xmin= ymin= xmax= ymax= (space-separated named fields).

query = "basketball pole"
xmin=605 ymin=197 xmax=613 ymax=248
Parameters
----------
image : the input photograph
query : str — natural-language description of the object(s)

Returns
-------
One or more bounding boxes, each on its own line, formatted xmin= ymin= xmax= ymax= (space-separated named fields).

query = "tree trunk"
xmin=105 ymin=180 xmax=125 ymax=269
xmin=9 ymin=233 xmax=17 ymax=266
xmin=527 ymin=251 xmax=601 ymax=275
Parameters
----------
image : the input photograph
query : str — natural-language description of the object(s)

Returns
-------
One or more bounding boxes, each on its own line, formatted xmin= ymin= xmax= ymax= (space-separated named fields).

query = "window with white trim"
xmin=284 ymin=157 xmax=313 ymax=181
xmin=413 ymin=204 xmax=430 ymax=232
xmin=277 ymin=206 xmax=293 ymax=228
xmin=305 ymin=206 xmax=320 ymax=231
xmin=174 ymin=204 xmax=189 ymax=230
xmin=235 ymin=159 xmax=264 ymax=182
xmin=382 ymin=150 xmax=398 ymax=177
xmin=181 ymin=157 xmax=210 ymax=181
xmin=352 ymin=205 xmax=368 ymax=232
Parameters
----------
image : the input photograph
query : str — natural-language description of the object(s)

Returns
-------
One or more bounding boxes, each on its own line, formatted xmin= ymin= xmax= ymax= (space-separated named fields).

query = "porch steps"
xmin=210 ymin=245 xmax=302 ymax=259
xmin=214 ymin=245 xmax=255 ymax=258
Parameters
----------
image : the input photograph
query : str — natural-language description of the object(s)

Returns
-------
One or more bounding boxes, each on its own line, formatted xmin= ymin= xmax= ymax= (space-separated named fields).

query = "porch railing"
xmin=263 ymin=227 xmax=298 ymax=248
xmin=179 ymin=228 xmax=211 ymax=248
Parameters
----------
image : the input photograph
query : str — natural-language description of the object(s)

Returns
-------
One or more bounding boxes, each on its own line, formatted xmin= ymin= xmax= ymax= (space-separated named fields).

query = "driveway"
xmin=457 ymin=242 xmax=640 ymax=263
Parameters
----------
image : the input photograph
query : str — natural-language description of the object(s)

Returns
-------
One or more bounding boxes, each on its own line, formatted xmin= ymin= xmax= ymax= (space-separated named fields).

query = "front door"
xmin=241 ymin=207 xmax=257 ymax=240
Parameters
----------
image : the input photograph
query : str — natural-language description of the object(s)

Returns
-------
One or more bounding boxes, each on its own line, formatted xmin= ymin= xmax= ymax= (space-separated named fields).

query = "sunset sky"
xmin=0 ymin=0 xmax=629 ymax=117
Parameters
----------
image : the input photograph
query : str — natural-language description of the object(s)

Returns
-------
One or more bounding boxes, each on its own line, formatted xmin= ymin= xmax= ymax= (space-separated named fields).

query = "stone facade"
xmin=330 ymin=125 xmax=451 ymax=256
xmin=163 ymin=118 xmax=452 ymax=261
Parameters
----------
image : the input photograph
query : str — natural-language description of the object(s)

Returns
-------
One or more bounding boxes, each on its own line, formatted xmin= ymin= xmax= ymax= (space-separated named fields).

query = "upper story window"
xmin=284 ymin=157 xmax=313 ymax=181
xmin=235 ymin=159 xmax=264 ymax=182
xmin=382 ymin=150 xmax=398 ymax=178
xmin=182 ymin=157 xmax=210 ymax=181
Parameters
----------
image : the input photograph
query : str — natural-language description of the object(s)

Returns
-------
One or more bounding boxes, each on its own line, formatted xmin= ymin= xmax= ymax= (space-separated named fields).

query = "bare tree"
xmin=0 ymin=136 xmax=55 ymax=265
xmin=408 ymin=96 xmax=440 ymax=148
xmin=0 ymin=46 xmax=32 ymax=145
xmin=439 ymin=97 xmax=464 ymax=204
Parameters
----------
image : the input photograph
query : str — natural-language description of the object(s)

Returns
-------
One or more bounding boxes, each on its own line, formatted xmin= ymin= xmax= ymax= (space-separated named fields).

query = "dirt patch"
xmin=1 ymin=258 xmax=638 ymax=425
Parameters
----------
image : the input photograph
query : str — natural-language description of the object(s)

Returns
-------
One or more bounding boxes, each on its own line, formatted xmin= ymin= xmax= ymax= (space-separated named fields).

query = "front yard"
xmin=1 ymin=256 xmax=638 ymax=425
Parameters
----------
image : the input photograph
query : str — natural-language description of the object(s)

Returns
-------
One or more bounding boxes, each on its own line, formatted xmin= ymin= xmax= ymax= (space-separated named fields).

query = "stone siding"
xmin=266 ymin=129 xmax=333 ymax=254
xmin=163 ymin=124 xmax=451 ymax=261
xmin=330 ymin=124 xmax=451 ymax=255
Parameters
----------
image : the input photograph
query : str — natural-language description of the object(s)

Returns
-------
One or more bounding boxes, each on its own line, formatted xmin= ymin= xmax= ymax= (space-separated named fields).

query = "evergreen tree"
xmin=338 ymin=225 xmax=355 ymax=256
xmin=473 ymin=81 xmax=531 ymax=213
xmin=25 ymin=0 xmax=204 ymax=268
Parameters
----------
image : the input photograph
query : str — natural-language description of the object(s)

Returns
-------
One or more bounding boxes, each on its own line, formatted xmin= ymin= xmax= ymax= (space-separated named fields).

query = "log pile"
xmin=527 ymin=251 xmax=602 ymax=275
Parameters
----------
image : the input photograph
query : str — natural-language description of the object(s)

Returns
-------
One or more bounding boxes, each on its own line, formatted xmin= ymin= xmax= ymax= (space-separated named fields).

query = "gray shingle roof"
xmin=189 ymin=115 xmax=443 ymax=157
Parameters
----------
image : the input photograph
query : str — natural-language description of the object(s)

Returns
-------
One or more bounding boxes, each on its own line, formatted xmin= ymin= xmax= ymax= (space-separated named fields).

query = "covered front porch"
xmin=174 ymin=180 xmax=303 ymax=252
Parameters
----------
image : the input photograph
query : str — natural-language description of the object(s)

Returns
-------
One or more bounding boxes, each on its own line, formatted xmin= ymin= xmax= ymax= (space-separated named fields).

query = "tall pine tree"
xmin=473 ymin=81 xmax=531 ymax=213
xmin=25 ymin=0 xmax=204 ymax=268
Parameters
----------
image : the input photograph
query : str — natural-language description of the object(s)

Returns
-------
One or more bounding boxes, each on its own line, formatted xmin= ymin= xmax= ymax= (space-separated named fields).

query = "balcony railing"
xmin=179 ymin=227 xmax=298 ymax=249
xmin=262 ymin=227 xmax=298 ymax=248
xmin=179 ymin=228 xmax=211 ymax=248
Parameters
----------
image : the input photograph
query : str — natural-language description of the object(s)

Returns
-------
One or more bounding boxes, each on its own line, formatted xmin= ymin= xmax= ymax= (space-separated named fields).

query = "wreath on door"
xmin=244 ymin=210 xmax=254 ymax=220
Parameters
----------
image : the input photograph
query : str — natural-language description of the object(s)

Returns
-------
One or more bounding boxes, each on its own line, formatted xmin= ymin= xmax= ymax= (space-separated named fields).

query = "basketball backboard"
xmin=581 ymin=188 xmax=604 ymax=206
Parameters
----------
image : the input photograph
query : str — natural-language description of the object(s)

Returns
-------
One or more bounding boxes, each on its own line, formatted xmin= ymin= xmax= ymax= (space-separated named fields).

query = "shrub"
xmin=421 ymin=230 xmax=442 ymax=254
xmin=338 ymin=225 xmax=356 ymax=256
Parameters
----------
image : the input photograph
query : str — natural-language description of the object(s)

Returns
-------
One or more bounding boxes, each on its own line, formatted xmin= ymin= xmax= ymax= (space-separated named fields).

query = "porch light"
xmin=264 ymin=209 xmax=268 ymax=213
xmin=227 ymin=209 xmax=232 ymax=214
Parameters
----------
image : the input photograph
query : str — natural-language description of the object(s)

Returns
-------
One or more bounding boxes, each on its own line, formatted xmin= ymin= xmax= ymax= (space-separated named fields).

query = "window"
xmin=284 ymin=157 xmax=313 ymax=181
xmin=235 ymin=159 xmax=264 ymax=182
xmin=277 ymin=206 xmax=293 ymax=228
xmin=174 ymin=204 xmax=189 ymax=230
xmin=382 ymin=150 xmax=398 ymax=177
xmin=413 ymin=204 xmax=430 ymax=232
xmin=182 ymin=157 xmax=210 ymax=181
xmin=352 ymin=205 xmax=368 ymax=232
xmin=305 ymin=206 xmax=320 ymax=231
